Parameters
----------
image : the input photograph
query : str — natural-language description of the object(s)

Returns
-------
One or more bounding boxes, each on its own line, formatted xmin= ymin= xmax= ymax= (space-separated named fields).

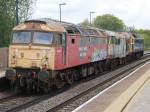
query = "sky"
xmin=32 ymin=0 xmax=150 ymax=29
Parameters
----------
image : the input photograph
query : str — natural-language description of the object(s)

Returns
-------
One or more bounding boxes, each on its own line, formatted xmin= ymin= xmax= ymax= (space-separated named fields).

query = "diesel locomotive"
xmin=5 ymin=19 xmax=144 ymax=93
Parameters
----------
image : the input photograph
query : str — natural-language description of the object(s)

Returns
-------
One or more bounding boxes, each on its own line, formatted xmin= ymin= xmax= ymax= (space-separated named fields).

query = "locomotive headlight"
xmin=41 ymin=49 xmax=49 ymax=70
xmin=12 ymin=48 xmax=19 ymax=57
xmin=42 ymin=49 xmax=49 ymax=59
xmin=41 ymin=56 xmax=49 ymax=70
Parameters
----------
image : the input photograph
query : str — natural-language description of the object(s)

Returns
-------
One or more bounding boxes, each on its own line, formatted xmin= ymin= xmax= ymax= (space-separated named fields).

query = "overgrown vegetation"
xmin=136 ymin=30 xmax=150 ymax=50
xmin=0 ymin=0 xmax=36 ymax=47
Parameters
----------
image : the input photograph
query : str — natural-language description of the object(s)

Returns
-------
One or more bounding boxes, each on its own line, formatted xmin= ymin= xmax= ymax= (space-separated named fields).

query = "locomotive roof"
xmin=13 ymin=18 xmax=139 ymax=39
xmin=13 ymin=18 xmax=108 ymax=37
xmin=13 ymin=19 xmax=67 ymax=32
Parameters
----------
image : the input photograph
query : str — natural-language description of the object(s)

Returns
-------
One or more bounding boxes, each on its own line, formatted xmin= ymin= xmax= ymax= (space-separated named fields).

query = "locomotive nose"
xmin=9 ymin=46 xmax=55 ymax=69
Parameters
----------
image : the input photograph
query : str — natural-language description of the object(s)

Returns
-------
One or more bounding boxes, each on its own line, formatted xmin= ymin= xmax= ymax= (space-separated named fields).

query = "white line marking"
xmin=72 ymin=61 xmax=150 ymax=112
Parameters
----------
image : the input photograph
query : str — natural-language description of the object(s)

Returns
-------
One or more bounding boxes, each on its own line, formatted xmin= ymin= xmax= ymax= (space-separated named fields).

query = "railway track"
xmin=0 ymin=53 xmax=150 ymax=112
xmin=0 ymin=91 xmax=15 ymax=103
xmin=47 ymin=54 xmax=150 ymax=112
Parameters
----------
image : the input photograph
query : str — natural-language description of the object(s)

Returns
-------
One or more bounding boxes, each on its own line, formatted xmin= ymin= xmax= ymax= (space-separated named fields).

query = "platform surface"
xmin=123 ymin=75 xmax=150 ymax=112
xmin=73 ymin=61 xmax=150 ymax=112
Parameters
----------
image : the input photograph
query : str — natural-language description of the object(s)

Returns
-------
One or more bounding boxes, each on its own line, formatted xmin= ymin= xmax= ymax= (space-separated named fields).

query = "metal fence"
xmin=0 ymin=48 xmax=8 ymax=68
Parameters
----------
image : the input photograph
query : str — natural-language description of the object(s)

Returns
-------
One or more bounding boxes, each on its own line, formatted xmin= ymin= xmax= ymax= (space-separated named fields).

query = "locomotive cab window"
xmin=33 ymin=32 xmax=53 ymax=45
xmin=53 ymin=33 xmax=66 ymax=46
xmin=67 ymin=29 xmax=74 ymax=34
xmin=12 ymin=31 xmax=31 ymax=44
xmin=66 ymin=26 xmax=80 ymax=34
xmin=110 ymin=36 xmax=116 ymax=44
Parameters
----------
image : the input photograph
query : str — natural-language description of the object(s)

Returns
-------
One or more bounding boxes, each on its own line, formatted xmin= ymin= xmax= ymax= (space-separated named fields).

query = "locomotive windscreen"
xmin=12 ymin=31 xmax=65 ymax=45
xmin=33 ymin=32 xmax=53 ymax=45
xmin=12 ymin=31 xmax=31 ymax=44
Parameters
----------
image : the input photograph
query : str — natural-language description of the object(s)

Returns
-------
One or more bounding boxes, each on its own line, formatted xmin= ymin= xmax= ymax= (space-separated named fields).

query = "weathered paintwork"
xmin=119 ymin=32 xmax=135 ymax=55
xmin=9 ymin=45 xmax=55 ymax=70
xmin=107 ymin=31 xmax=135 ymax=59
xmin=116 ymin=33 xmax=127 ymax=58
xmin=9 ymin=19 xmax=143 ymax=72
xmin=54 ymin=34 xmax=107 ymax=70
xmin=6 ymin=19 xmax=145 ymax=94
xmin=13 ymin=21 xmax=66 ymax=33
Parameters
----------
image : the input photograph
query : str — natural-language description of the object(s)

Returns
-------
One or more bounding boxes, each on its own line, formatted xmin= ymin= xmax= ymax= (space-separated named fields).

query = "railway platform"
xmin=73 ymin=61 xmax=150 ymax=112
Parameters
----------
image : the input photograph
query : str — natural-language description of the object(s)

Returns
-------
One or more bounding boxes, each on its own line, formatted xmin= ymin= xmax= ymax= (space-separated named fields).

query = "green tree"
xmin=18 ymin=0 xmax=36 ymax=22
xmin=93 ymin=14 xmax=125 ymax=31
xmin=79 ymin=19 xmax=90 ymax=27
xmin=136 ymin=29 xmax=150 ymax=50
xmin=0 ymin=0 xmax=15 ymax=47
xmin=0 ymin=0 xmax=36 ymax=47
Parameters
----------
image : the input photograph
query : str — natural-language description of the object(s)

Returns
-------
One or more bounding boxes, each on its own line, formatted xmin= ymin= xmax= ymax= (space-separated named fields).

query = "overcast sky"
xmin=32 ymin=0 xmax=150 ymax=29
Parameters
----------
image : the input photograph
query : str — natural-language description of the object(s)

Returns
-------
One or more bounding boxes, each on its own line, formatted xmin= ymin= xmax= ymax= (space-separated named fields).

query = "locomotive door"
xmin=112 ymin=36 xmax=116 ymax=58
xmin=62 ymin=33 xmax=67 ymax=64
xmin=67 ymin=35 xmax=78 ymax=67
xmin=108 ymin=36 xmax=115 ymax=58
xmin=119 ymin=38 xmax=126 ymax=58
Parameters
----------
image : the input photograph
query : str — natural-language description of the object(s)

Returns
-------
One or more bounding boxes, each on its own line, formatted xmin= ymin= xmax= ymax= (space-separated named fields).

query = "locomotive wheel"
xmin=13 ymin=83 xmax=21 ymax=94
xmin=43 ymin=87 xmax=49 ymax=94
xmin=26 ymin=86 xmax=31 ymax=94
xmin=98 ymin=63 xmax=103 ymax=73
xmin=14 ymin=86 xmax=19 ymax=94
xmin=13 ymin=79 xmax=21 ymax=94
xmin=55 ymin=74 xmax=65 ymax=89
xmin=26 ymin=78 xmax=33 ymax=94
xmin=65 ymin=74 xmax=74 ymax=85
xmin=43 ymin=83 xmax=50 ymax=94
xmin=55 ymin=80 xmax=65 ymax=89
xmin=73 ymin=71 xmax=79 ymax=81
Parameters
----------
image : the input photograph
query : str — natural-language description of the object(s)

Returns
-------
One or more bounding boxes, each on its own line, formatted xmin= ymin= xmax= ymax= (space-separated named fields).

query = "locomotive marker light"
xmin=59 ymin=3 xmax=66 ymax=22
xmin=90 ymin=11 xmax=95 ymax=25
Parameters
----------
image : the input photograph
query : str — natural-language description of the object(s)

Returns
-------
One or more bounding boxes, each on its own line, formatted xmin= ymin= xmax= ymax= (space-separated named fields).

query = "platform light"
xmin=59 ymin=3 xmax=67 ymax=22
xmin=90 ymin=11 xmax=95 ymax=25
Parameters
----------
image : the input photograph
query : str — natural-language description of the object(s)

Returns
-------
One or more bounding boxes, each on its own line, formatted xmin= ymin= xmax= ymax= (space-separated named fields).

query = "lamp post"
xmin=59 ymin=3 xmax=66 ymax=22
xmin=90 ymin=11 xmax=95 ymax=25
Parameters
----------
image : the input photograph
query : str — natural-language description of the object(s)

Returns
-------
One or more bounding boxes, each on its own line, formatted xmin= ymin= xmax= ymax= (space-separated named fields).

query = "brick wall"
xmin=0 ymin=48 xmax=8 ymax=68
